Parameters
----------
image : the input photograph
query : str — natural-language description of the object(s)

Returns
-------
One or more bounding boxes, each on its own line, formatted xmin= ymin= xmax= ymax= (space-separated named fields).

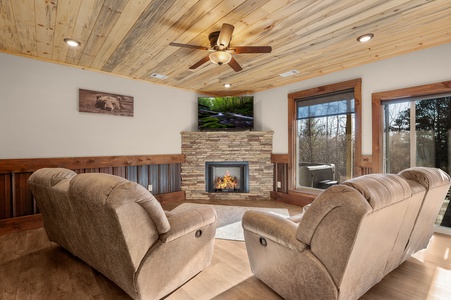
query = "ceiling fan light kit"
xmin=170 ymin=23 xmax=272 ymax=72
xmin=209 ymin=51 xmax=232 ymax=65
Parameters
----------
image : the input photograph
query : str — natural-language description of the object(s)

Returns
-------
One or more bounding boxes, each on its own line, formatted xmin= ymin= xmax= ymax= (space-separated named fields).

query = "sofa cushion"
xmin=109 ymin=180 xmax=171 ymax=234
xmin=342 ymin=173 xmax=411 ymax=211
xmin=29 ymin=167 xmax=76 ymax=187
xmin=399 ymin=167 xmax=450 ymax=189
xmin=69 ymin=173 xmax=170 ymax=234
xmin=28 ymin=168 xmax=80 ymax=255
xmin=399 ymin=167 xmax=451 ymax=259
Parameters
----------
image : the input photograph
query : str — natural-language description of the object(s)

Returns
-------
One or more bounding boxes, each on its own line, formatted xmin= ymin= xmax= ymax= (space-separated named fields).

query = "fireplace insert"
xmin=205 ymin=161 xmax=249 ymax=193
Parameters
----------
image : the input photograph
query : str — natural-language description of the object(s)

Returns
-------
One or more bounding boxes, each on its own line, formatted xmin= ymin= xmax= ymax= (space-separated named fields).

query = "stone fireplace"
xmin=181 ymin=131 xmax=273 ymax=201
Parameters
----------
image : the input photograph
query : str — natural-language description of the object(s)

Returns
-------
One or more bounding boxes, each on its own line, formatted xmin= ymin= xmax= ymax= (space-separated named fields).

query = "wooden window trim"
xmin=371 ymin=80 xmax=451 ymax=173
xmin=287 ymin=78 xmax=362 ymax=193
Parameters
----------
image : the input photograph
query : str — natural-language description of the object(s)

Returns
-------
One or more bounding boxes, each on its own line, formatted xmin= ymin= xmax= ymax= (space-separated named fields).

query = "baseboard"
xmin=434 ymin=225 xmax=451 ymax=236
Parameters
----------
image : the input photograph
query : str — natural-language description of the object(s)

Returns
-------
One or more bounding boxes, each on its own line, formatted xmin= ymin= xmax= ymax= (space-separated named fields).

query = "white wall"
xmin=255 ymin=42 xmax=451 ymax=154
xmin=0 ymin=52 xmax=198 ymax=159
xmin=2 ymin=42 xmax=451 ymax=159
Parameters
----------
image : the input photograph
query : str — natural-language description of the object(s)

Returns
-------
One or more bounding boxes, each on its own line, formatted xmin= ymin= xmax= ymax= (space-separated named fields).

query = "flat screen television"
xmin=198 ymin=96 xmax=254 ymax=130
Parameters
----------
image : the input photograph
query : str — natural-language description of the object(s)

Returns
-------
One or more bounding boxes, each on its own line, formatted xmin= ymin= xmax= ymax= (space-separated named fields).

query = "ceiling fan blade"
xmin=228 ymin=56 xmax=242 ymax=72
xmin=231 ymin=46 xmax=272 ymax=54
xmin=189 ymin=55 xmax=211 ymax=69
xmin=169 ymin=42 xmax=208 ymax=50
xmin=217 ymin=23 xmax=234 ymax=48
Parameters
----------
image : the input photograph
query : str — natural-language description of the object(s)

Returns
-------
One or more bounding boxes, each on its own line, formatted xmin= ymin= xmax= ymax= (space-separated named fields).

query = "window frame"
xmin=288 ymin=79 xmax=362 ymax=195
xmin=372 ymin=80 xmax=451 ymax=172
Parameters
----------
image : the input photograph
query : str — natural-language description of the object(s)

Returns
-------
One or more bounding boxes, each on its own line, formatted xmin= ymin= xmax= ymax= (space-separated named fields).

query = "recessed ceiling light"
xmin=64 ymin=38 xmax=81 ymax=47
xmin=223 ymin=83 xmax=231 ymax=88
xmin=357 ymin=33 xmax=374 ymax=43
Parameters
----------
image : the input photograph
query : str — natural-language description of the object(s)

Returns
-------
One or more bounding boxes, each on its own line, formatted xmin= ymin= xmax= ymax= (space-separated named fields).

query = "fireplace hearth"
xmin=205 ymin=161 xmax=249 ymax=193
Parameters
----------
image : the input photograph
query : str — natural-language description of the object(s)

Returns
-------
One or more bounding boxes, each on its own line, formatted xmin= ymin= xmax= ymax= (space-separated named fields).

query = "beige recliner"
xmin=242 ymin=168 xmax=450 ymax=300
xmin=28 ymin=168 xmax=217 ymax=300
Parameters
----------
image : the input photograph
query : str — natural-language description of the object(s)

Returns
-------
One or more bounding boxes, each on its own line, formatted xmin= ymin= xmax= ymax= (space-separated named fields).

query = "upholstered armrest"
xmin=287 ymin=212 xmax=304 ymax=223
xmin=160 ymin=206 xmax=217 ymax=243
xmin=136 ymin=206 xmax=216 ymax=299
xmin=242 ymin=210 xmax=307 ymax=252
xmin=164 ymin=210 xmax=176 ymax=217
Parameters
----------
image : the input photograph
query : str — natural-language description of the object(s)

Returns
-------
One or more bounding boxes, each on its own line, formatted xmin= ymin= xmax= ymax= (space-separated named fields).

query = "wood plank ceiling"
xmin=1 ymin=0 xmax=450 ymax=96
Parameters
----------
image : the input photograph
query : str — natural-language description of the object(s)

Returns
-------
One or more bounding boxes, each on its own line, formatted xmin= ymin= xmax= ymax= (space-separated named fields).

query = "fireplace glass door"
xmin=205 ymin=162 xmax=249 ymax=193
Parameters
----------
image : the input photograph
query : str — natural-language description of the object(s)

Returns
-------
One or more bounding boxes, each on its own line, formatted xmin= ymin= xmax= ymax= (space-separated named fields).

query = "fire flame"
xmin=215 ymin=169 xmax=239 ymax=190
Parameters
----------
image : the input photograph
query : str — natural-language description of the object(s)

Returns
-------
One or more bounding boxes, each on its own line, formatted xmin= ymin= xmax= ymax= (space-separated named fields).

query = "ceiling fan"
xmin=169 ymin=23 xmax=272 ymax=72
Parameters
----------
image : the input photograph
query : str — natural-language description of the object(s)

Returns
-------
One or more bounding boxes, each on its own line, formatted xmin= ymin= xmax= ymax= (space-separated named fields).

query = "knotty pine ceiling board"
xmin=1 ymin=0 xmax=450 ymax=96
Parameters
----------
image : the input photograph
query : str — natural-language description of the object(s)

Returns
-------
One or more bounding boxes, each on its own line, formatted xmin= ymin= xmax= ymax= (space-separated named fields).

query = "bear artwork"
xmin=95 ymin=94 xmax=124 ymax=111
xmin=79 ymin=88 xmax=133 ymax=117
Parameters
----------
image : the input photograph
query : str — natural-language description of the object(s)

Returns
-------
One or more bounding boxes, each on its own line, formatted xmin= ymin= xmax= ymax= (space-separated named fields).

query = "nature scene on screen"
xmin=198 ymin=96 xmax=254 ymax=130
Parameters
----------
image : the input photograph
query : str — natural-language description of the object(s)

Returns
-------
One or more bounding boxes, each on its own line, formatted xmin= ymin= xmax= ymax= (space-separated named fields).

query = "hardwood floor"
xmin=0 ymin=200 xmax=450 ymax=300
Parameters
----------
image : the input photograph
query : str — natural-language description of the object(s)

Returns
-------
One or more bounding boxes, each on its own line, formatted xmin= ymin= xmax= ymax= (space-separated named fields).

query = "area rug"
xmin=171 ymin=203 xmax=289 ymax=241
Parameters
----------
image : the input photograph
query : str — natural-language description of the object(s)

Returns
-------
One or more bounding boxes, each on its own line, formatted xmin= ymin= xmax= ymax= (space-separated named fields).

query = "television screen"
xmin=198 ymin=96 xmax=254 ymax=130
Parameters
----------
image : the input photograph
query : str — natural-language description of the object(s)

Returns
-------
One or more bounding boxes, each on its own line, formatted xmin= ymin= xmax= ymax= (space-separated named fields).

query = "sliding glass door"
xmin=383 ymin=95 xmax=451 ymax=231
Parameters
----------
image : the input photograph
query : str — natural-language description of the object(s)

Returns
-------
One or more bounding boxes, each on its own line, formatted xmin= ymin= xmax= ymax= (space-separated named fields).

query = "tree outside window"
xmin=288 ymin=79 xmax=362 ymax=195
xmin=296 ymin=98 xmax=355 ymax=189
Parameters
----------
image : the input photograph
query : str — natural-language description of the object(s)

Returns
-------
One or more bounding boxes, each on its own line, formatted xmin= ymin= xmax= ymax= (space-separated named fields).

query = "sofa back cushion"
xmin=399 ymin=167 xmax=451 ymax=259
xmin=342 ymin=173 xmax=412 ymax=210
xmin=28 ymin=167 xmax=76 ymax=187
xmin=68 ymin=173 xmax=169 ymax=296
xmin=28 ymin=168 xmax=83 ymax=255
xmin=297 ymin=173 xmax=413 ymax=299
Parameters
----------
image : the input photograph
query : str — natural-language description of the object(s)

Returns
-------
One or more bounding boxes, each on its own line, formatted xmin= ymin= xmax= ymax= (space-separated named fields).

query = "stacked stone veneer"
xmin=181 ymin=131 xmax=274 ymax=201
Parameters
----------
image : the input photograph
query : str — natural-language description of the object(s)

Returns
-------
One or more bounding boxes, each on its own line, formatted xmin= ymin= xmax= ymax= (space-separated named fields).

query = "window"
xmin=373 ymin=80 xmax=451 ymax=233
xmin=383 ymin=96 xmax=451 ymax=173
xmin=288 ymin=79 xmax=362 ymax=194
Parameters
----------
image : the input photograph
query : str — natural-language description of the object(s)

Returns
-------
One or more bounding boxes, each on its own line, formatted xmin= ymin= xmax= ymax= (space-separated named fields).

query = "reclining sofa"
xmin=28 ymin=168 xmax=217 ymax=300
xmin=242 ymin=167 xmax=450 ymax=299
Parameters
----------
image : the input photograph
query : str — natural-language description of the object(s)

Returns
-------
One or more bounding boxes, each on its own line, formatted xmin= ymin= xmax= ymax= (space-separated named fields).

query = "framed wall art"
xmin=79 ymin=88 xmax=134 ymax=117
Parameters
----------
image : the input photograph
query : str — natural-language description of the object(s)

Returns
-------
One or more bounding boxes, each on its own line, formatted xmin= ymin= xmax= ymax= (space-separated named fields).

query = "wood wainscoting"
xmin=0 ymin=154 xmax=185 ymax=235
xmin=271 ymin=154 xmax=374 ymax=206
xmin=1 ymin=152 xmax=374 ymax=234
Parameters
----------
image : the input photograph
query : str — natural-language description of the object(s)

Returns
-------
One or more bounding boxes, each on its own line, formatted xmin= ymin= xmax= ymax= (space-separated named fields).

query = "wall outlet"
xmin=277 ymin=181 xmax=282 ymax=188
xmin=147 ymin=184 xmax=153 ymax=192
